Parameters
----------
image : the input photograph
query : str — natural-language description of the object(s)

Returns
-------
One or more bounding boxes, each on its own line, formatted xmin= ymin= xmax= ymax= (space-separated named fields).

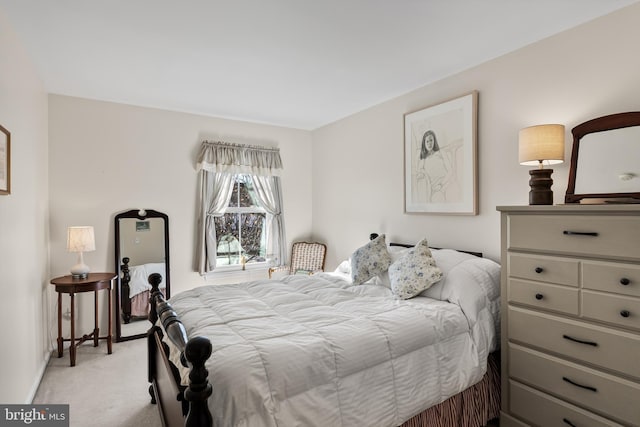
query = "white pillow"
xmin=388 ymin=239 xmax=443 ymax=299
xmin=421 ymin=249 xmax=478 ymax=299
xmin=335 ymin=260 xmax=352 ymax=275
xmin=350 ymin=234 xmax=392 ymax=285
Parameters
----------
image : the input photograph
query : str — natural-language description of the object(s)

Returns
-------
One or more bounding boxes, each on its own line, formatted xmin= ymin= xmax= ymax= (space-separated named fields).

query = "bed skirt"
xmin=130 ymin=288 xmax=166 ymax=318
xmin=130 ymin=290 xmax=151 ymax=317
xmin=400 ymin=352 xmax=500 ymax=427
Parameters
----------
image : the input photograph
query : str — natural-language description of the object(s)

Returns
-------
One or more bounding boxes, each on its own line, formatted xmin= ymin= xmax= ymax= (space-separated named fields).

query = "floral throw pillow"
xmin=389 ymin=239 xmax=443 ymax=299
xmin=350 ymin=234 xmax=392 ymax=285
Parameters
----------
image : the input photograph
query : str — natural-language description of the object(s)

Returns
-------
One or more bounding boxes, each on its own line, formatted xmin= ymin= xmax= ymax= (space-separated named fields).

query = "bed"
xmin=147 ymin=235 xmax=501 ymax=427
xmin=120 ymin=257 xmax=166 ymax=323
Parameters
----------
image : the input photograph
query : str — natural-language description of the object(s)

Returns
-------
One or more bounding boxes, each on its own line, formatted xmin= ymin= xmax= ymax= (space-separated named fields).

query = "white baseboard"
xmin=26 ymin=351 xmax=52 ymax=404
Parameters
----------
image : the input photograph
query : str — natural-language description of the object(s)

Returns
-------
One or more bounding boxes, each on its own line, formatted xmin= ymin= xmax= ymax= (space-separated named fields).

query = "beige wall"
xmin=0 ymin=10 xmax=50 ymax=403
xmin=311 ymin=3 xmax=640 ymax=269
xmin=48 ymin=95 xmax=313 ymax=337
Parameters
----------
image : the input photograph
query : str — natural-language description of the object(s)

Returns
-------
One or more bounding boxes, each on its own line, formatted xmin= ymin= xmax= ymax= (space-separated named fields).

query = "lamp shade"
xmin=67 ymin=226 xmax=96 ymax=253
xmin=519 ymin=124 xmax=565 ymax=166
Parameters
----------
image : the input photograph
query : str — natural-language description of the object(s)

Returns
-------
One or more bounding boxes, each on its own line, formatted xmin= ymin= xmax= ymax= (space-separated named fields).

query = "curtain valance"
xmin=196 ymin=141 xmax=283 ymax=177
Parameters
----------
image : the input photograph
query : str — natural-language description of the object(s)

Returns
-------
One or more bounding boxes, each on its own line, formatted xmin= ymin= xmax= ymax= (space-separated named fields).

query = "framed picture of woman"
xmin=404 ymin=91 xmax=477 ymax=214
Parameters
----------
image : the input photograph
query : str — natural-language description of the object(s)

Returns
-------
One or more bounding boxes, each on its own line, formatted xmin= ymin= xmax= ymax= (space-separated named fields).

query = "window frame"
xmin=212 ymin=174 xmax=269 ymax=272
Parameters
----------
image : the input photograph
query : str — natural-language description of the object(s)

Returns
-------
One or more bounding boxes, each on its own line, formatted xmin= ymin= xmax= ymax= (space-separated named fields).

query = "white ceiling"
xmin=2 ymin=1 xmax=638 ymax=130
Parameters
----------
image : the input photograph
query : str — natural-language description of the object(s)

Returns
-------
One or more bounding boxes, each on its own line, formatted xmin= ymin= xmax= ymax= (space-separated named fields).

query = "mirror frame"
xmin=114 ymin=209 xmax=170 ymax=342
xmin=565 ymin=111 xmax=640 ymax=204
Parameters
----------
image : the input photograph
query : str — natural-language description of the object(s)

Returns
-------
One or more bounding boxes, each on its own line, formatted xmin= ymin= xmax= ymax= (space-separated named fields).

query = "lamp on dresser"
xmin=67 ymin=226 xmax=95 ymax=279
xmin=519 ymin=124 xmax=565 ymax=205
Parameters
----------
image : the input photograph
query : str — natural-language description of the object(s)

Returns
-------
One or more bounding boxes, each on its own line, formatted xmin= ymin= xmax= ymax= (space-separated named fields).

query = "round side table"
xmin=50 ymin=272 xmax=116 ymax=366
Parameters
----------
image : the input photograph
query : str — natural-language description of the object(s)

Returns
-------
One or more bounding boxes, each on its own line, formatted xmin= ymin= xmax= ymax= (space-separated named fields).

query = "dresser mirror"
xmin=114 ymin=209 xmax=170 ymax=341
xmin=565 ymin=111 xmax=640 ymax=203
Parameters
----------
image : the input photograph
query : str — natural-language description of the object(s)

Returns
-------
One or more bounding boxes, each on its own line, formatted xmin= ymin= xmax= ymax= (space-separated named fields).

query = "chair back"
xmin=289 ymin=242 xmax=327 ymax=274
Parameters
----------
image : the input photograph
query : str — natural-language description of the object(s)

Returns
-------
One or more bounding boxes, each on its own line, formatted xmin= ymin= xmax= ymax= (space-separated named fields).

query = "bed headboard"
xmin=369 ymin=233 xmax=483 ymax=258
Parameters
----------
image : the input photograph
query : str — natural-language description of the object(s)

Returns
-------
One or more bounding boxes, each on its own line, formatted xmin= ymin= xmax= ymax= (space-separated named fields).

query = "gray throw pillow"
xmin=389 ymin=238 xmax=443 ymax=299
xmin=350 ymin=234 xmax=392 ymax=285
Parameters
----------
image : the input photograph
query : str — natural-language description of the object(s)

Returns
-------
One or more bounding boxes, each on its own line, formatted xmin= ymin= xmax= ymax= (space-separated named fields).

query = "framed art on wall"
xmin=404 ymin=91 xmax=478 ymax=214
xmin=136 ymin=221 xmax=151 ymax=232
xmin=0 ymin=124 xmax=10 ymax=196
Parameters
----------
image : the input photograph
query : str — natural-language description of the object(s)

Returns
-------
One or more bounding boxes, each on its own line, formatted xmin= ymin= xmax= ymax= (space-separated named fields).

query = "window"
xmin=214 ymin=175 xmax=267 ymax=267
xmin=196 ymin=141 xmax=286 ymax=275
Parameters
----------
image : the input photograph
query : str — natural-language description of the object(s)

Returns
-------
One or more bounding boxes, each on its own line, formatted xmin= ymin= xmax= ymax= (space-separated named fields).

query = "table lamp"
xmin=519 ymin=124 xmax=565 ymax=205
xmin=67 ymin=226 xmax=96 ymax=279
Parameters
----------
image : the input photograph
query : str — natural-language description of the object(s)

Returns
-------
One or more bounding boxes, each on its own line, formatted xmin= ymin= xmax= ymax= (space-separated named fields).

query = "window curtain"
xmin=249 ymin=175 xmax=286 ymax=268
xmin=196 ymin=141 xmax=285 ymax=274
xmin=196 ymin=141 xmax=283 ymax=176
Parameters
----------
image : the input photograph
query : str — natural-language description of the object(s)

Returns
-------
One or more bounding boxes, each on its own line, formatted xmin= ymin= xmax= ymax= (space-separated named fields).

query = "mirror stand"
xmin=114 ymin=209 xmax=170 ymax=342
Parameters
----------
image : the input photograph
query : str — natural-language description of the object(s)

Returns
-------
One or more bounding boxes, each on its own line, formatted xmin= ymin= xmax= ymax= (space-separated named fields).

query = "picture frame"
xmin=404 ymin=91 xmax=478 ymax=214
xmin=136 ymin=220 xmax=150 ymax=232
xmin=0 ymin=124 xmax=10 ymax=196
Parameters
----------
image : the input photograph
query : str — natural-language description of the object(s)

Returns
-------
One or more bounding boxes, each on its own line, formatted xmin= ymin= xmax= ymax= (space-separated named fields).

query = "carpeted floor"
xmin=33 ymin=338 xmax=161 ymax=427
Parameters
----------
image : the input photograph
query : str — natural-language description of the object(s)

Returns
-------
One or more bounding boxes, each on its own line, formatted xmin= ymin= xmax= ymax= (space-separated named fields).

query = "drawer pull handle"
xmin=621 ymin=310 xmax=631 ymax=318
xmin=534 ymin=267 xmax=544 ymax=274
xmin=620 ymin=278 xmax=631 ymax=286
xmin=562 ymin=376 xmax=597 ymax=392
xmin=563 ymin=419 xmax=577 ymax=427
xmin=563 ymin=334 xmax=598 ymax=347
xmin=563 ymin=230 xmax=599 ymax=237
xmin=535 ymin=293 xmax=544 ymax=300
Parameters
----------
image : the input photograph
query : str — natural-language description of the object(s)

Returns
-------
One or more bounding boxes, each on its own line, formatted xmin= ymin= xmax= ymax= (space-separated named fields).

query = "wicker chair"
xmin=268 ymin=241 xmax=327 ymax=279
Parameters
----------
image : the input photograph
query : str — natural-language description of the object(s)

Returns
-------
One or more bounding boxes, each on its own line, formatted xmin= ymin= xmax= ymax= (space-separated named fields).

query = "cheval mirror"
xmin=565 ymin=111 xmax=640 ymax=203
xmin=114 ymin=209 xmax=170 ymax=341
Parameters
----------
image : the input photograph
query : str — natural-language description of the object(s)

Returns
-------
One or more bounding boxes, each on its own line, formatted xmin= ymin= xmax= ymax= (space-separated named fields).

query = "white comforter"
xmin=168 ymin=253 xmax=500 ymax=427
xmin=127 ymin=262 xmax=165 ymax=297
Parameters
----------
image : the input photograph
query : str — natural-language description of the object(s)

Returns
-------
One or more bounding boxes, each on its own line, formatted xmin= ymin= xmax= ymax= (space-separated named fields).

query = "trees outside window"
xmin=214 ymin=175 xmax=266 ymax=266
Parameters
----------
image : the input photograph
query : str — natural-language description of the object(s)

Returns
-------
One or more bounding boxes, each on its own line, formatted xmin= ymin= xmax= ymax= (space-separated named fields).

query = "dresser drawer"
xmin=508 ymin=307 xmax=640 ymax=380
xmin=583 ymin=261 xmax=640 ymax=298
xmin=509 ymin=278 xmax=578 ymax=315
xmin=510 ymin=380 xmax=625 ymax=427
xmin=509 ymin=253 xmax=579 ymax=286
xmin=509 ymin=345 xmax=640 ymax=426
xmin=583 ymin=291 xmax=640 ymax=331
xmin=508 ymin=214 xmax=640 ymax=259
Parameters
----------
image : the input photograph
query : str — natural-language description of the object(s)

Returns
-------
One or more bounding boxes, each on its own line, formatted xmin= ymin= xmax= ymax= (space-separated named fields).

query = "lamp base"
xmin=529 ymin=168 xmax=554 ymax=205
xmin=70 ymin=260 xmax=90 ymax=280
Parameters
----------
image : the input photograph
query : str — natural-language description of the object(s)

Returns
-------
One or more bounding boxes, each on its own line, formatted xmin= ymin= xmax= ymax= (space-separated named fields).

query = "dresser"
xmin=497 ymin=205 xmax=640 ymax=427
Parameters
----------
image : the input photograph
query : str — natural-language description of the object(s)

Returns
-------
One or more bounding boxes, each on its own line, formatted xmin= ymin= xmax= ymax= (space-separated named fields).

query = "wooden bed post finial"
xmin=148 ymin=272 xmax=164 ymax=325
xmin=149 ymin=272 xmax=163 ymax=291
xmin=121 ymin=257 xmax=132 ymax=323
xmin=184 ymin=336 xmax=213 ymax=427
